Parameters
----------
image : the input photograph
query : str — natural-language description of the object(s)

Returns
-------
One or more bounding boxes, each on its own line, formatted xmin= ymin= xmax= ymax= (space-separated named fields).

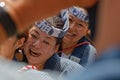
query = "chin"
xmin=28 ymin=61 xmax=39 ymax=65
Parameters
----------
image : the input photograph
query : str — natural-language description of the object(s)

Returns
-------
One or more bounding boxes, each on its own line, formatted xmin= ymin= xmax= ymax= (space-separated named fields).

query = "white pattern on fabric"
xmin=35 ymin=11 xmax=69 ymax=38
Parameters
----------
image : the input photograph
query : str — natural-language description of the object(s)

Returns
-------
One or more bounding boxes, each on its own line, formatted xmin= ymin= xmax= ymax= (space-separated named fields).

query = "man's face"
xmin=63 ymin=13 xmax=88 ymax=44
xmin=23 ymin=26 xmax=58 ymax=66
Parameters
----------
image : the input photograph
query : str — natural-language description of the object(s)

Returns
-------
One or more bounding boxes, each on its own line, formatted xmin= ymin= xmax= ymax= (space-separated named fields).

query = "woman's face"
xmin=63 ymin=13 xmax=88 ymax=44
xmin=23 ymin=26 xmax=58 ymax=66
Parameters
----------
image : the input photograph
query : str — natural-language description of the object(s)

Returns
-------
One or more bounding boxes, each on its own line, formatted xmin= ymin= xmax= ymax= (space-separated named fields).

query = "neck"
xmin=62 ymin=41 xmax=78 ymax=55
xmin=62 ymin=41 xmax=78 ymax=48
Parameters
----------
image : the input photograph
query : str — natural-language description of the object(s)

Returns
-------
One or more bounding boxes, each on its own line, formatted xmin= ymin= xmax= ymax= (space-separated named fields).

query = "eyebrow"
xmin=31 ymin=28 xmax=55 ymax=41
xmin=69 ymin=14 xmax=87 ymax=24
xmin=45 ymin=36 xmax=53 ymax=40
xmin=32 ymin=29 xmax=39 ymax=35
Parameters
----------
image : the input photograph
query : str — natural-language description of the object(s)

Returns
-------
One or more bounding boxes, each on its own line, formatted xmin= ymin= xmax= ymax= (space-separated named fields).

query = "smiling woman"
xmin=23 ymin=26 xmax=58 ymax=68
xmin=58 ymin=6 xmax=96 ymax=67
xmin=23 ymin=15 xmax=68 ymax=68
xmin=16 ymin=13 xmax=84 ymax=79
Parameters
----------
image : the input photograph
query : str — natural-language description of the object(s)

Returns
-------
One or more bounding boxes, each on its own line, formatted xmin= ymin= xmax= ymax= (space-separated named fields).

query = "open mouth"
xmin=29 ymin=49 xmax=41 ymax=57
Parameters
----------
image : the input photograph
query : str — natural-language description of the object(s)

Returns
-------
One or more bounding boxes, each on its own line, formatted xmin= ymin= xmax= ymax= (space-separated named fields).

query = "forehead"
xmin=69 ymin=13 xmax=88 ymax=25
xmin=68 ymin=7 xmax=89 ymax=23
xmin=30 ymin=26 xmax=56 ymax=41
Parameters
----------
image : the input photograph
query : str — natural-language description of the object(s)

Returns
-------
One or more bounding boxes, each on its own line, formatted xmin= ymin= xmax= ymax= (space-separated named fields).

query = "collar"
xmin=44 ymin=54 xmax=60 ymax=70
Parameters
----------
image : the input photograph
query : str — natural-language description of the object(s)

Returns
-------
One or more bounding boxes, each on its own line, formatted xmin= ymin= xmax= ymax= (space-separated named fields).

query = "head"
xmin=23 ymin=14 xmax=69 ymax=68
xmin=0 ymin=33 xmax=27 ymax=60
xmin=62 ymin=6 xmax=89 ymax=45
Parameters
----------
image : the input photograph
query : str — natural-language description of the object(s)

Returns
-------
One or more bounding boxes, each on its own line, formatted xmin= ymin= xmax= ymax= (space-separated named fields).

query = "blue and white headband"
xmin=35 ymin=11 xmax=69 ymax=38
xmin=68 ymin=6 xmax=89 ymax=23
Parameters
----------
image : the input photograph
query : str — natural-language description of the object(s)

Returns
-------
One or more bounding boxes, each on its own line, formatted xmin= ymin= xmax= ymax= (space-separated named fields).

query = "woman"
xmin=0 ymin=33 xmax=54 ymax=80
xmin=20 ymin=13 xmax=84 ymax=78
xmin=58 ymin=6 xmax=96 ymax=67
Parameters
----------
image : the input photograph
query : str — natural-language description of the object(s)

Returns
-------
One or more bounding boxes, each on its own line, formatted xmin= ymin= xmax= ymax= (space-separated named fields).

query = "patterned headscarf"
xmin=34 ymin=11 xmax=69 ymax=38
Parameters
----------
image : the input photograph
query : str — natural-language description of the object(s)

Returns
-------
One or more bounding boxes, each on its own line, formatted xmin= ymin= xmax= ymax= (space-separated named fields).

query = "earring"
xmin=14 ymin=48 xmax=24 ymax=62
xmin=18 ymin=49 xmax=22 ymax=53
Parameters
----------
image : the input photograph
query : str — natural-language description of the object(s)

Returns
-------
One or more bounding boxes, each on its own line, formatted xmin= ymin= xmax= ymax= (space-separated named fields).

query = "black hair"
xmin=16 ymin=32 xmax=28 ymax=43
xmin=46 ymin=15 xmax=64 ymax=45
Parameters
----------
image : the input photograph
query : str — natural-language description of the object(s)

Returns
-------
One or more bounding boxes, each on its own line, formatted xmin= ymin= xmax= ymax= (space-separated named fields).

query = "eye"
xmin=30 ymin=33 xmax=38 ymax=39
xmin=77 ymin=23 xmax=83 ymax=27
xmin=43 ymin=41 xmax=50 ymax=45
xmin=69 ymin=18 xmax=73 ymax=24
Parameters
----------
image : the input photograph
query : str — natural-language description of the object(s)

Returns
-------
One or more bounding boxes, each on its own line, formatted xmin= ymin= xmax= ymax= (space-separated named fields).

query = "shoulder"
xmin=60 ymin=57 xmax=85 ymax=72
xmin=58 ymin=57 xmax=85 ymax=77
xmin=86 ymin=44 xmax=97 ymax=56
xmin=88 ymin=44 xmax=96 ymax=51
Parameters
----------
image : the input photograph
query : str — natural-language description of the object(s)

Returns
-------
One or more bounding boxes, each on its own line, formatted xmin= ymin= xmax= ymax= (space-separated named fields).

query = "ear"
xmin=86 ymin=29 xmax=90 ymax=35
xmin=83 ymin=28 xmax=89 ymax=36
xmin=15 ymin=38 xmax=25 ymax=49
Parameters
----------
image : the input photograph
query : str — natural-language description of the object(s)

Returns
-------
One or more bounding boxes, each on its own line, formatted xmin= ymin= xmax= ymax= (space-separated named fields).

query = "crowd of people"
xmin=0 ymin=0 xmax=120 ymax=80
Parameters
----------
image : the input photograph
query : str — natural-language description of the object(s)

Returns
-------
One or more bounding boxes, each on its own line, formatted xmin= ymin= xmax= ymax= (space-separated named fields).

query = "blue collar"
xmin=44 ymin=54 xmax=60 ymax=71
xmin=78 ymin=36 xmax=88 ymax=43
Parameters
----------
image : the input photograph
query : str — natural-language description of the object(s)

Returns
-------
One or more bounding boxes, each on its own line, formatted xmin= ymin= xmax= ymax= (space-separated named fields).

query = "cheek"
xmin=45 ymin=47 xmax=55 ymax=56
xmin=25 ymin=37 xmax=35 ymax=46
xmin=23 ymin=40 xmax=32 ymax=52
xmin=41 ymin=50 xmax=53 ymax=60
xmin=77 ymin=29 xmax=87 ymax=36
xmin=27 ymin=37 xmax=33 ymax=43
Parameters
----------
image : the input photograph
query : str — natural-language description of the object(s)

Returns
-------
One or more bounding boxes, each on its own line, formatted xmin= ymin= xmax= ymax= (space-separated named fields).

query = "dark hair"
xmin=46 ymin=16 xmax=64 ymax=29
xmin=46 ymin=15 xmax=64 ymax=45
xmin=16 ymin=31 xmax=28 ymax=43
xmin=55 ymin=37 xmax=63 ymax=45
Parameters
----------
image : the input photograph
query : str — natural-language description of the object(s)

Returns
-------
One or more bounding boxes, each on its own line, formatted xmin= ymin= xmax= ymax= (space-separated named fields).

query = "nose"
xmin=33 ymin=40 xmax=41 ymax=48
xmin=69 ymin=22 xmax=76 ymax=30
